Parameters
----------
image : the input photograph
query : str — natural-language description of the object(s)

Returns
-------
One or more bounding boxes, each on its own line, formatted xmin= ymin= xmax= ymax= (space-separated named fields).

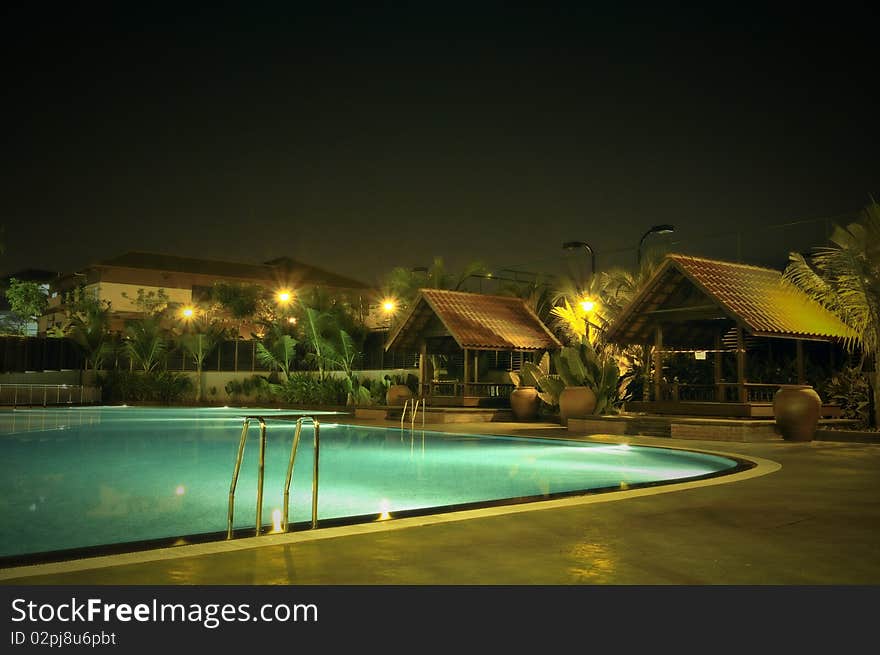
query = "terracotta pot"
xmin=510 ymin=386 xmax=540 ymax=421
xmin=773 ymin=384 xmax=822 ymax=442
xmin=386 ymin=384 xmax=413 ymax=406
xmin=559 ymin=386 xmax=597 ymax=425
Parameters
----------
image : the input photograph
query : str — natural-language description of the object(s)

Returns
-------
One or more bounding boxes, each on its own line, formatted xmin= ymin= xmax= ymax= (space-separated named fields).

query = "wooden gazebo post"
xmin=796 ymin=340 xmax=806 ymax=385
xmin=736 ymin=325 xmax=747 ymax=403
xmin=653 ymin=325 xmax=663 ymax=401
xmin=714 ymin=332 xmax=724 ymax=401
xmin=418 ymin=341 xmax=428 ymax=398
xmin=463 ymin=347 xmax=470 ymax=397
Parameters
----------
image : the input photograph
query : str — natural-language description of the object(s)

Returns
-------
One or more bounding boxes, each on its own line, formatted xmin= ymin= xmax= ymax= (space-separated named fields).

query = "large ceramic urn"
xmin=510 ymin=386 xmax=540 ymax=421
xmin=773 ymin=384 xmax=822 ymax=442
xmin=386 ymin=384 xmax=413 ymax=406
xmin=559 ymin=386 xmax=597 ymax=425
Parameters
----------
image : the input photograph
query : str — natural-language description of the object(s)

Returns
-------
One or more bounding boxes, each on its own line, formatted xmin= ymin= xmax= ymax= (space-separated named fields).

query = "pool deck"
xmin=2 ymin=417 xmax=879 ymax=585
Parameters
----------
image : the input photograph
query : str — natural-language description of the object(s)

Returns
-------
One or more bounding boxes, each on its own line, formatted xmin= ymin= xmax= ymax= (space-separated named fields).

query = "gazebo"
xmin=605 ymin=254 xmax=856 ymax=417
xmin=385 ymin=289 xmax=562 ymax=406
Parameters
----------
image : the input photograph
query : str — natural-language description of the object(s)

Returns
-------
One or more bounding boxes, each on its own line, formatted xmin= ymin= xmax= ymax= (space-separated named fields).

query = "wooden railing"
xmin=421 ymin=381 xmax=515 ymax=399
xmin=656 ymin=382 xmax=787 ymax=403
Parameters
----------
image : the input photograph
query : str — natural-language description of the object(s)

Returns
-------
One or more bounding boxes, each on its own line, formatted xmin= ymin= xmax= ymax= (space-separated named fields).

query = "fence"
xmin=0 ymin=335 xmax=421 ymax=376
xmin=0 ymin=383 xmax=102 ymax=406
xmin=0 ymin=336 xmax=83 ymax=372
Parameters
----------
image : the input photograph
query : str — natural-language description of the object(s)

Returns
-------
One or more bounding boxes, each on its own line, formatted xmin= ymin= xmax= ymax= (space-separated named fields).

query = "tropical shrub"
xmin=150 ymin=371 xmax=194 ymax=404
xmin=822 ymin=367 xmax=871 ymax=429
xmin=97 ymin=370 xmax=193 ymax=403
xmin=553 ymin=343 xmax=622 ymax=415
xmin=517 ymin=344 xmax=621 ymax=415
xmin=277 ymin=373 xmax=347 ymax=406
xmin=783 ymin=198 xmax=880 ymax=427
xmin=256 ymin=324 xmax=297 ymax=381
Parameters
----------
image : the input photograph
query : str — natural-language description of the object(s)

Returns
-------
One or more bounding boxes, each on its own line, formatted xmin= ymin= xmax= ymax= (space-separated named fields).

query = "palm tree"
xmin=298 ymin=305 xmax=338 ymax=381
xmin=179 ymin=328 xmax=221 ymax=402
xmin=548 ymin=253 xmax=665 ymax=401
xmin=68 ymin=300 xmax=114 ymax=371
xmin=124 ymin=317 xmax=167 ymax=373
xmin=383 ymin=256 xmax=490 ymax=309
xmin=56 ymin=286 xmax=115 ymax=371
xmin=783 ymin=198 xmax=880 ymax=426
xmin=255 ymin=323 xmax=297 ymax=382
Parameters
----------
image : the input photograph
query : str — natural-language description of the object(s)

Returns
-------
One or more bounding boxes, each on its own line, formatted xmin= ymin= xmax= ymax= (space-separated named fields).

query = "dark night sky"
xmin=2 ymin=3 xmax=877 ymax=287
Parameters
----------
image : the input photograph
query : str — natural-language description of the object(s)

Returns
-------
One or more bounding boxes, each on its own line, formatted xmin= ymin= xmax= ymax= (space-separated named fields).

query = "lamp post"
xmin=380 ymin=298 xmax=397 ymax=369
xmin=579 ymin=298 xmax=595 ymax=343
xmin=562 ymin=241 xmax=597 ymax=344
xmin=562 ymin=241 xmax=596 ymax=282
xmin=637 ymin=224 xmax=675 ymax=266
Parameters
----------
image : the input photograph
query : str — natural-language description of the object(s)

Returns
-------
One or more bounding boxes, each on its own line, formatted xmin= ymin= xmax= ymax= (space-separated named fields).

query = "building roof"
xmin=386 ymin=288 xmax=562 ymax=352
xmin=90 ymin=251 xmax=369 ymax=290
xmin=606 ymin=254 xmax=858 ymax=346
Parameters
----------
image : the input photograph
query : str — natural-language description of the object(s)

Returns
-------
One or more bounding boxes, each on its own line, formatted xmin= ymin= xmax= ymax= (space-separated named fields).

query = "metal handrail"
xmin=400 ymin=398 xmax=410 ymax=429
xmin=226 ymin=416 xmax=268 ymax=539
xmin=282 ymin=416 xmax=321 ymax=531
xmin=400 ymin=398 xmax=426 ymax=429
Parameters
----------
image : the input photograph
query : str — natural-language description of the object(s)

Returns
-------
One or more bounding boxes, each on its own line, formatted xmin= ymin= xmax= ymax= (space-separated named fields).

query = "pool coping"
xmin=0 ymin=443 xmax=781 ymax=582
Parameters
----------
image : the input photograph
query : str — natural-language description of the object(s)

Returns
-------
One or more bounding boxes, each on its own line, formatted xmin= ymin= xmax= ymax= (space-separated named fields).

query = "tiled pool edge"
xmin=0 ymin=446 xmax=781 ymax=582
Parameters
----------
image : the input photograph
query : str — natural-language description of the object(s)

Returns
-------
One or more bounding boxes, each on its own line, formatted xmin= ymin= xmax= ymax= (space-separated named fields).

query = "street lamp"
xmin=637 ymin=224 xmax=675 ymax=266
xmin=562 ymin=241 xmax=596 ymax=280
xmin=380 ymin=297 xmax=397 ymax=369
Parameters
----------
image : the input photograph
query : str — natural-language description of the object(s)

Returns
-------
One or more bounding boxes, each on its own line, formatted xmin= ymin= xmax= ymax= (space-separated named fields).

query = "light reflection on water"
xmin=0 ymin=406 xmax=738 ymax=559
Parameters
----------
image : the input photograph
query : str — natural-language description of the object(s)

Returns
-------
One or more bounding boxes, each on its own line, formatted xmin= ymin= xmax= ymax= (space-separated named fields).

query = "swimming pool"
xmin=0 ymin=406 xmax=744 ymax=565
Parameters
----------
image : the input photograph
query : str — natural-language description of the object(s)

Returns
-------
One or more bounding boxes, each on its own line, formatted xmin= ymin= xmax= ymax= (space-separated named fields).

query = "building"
xmin=41 ymin=251 xmax=373 ymax=335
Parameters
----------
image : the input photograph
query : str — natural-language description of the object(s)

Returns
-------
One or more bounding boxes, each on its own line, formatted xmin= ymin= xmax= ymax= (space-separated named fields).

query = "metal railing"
xmin=282 ymin=416 xmax=320 ymax=531
xmin=227 ymin=415 xmax=322 ymax=540
xmin=0 ymin=383 xmax=101 ymax=406
xmin=227 ymin=416 xmax=268 ymax=539
xmin=400 ymin=398 xmax=426 ymax=429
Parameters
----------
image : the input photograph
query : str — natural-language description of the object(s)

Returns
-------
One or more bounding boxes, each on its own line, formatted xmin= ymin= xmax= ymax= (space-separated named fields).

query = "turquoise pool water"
xmin=0 ymin=406 xmax=741 ymax=562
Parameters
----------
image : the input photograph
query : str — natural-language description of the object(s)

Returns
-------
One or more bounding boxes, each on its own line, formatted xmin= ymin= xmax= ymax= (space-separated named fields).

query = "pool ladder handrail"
xmin=282 ymin=416 xmax=320 ymax=532
xmin=400 ymin=398 xmax=426 ymax=430
xmin=227 ymin=415 xmax=321 ymax=540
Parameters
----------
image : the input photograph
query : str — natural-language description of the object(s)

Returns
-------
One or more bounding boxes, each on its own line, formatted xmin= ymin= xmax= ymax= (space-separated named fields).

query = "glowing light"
xmin=181 ymin=306 xmax=195 ymax=319
xmin=382 ymin=299 xmax=396 ymax=313
xmin=175 ymin=485 xmax=186 ymax=496
xmin=276 ymin=290 xmax=292 ymax=304
xmin=378 ymin=499 xmax=391 ymax=521
xmin=288 ymin=317 xmax=297 ymax=324
xmin=271 ymin=509 xmax=283 ymax=533
xmin=580 ymin=299 xmax=595 ymax=313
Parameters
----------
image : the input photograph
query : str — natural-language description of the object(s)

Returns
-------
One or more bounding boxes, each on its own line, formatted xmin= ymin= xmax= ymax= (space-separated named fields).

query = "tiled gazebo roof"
xmin=385 ymin=289 xmax=561 ymax=352
xmin=606 ymin=254 xmax=857 ymax=346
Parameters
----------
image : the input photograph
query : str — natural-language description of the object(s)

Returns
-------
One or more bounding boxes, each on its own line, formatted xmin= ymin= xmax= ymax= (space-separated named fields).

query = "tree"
xmin=65 ymin=288 xmax=114 ymax=370
xmin=382 ymin=256 xmax=490 ymax=310
xmin=212 ymin=282 xmax=264 ymax=330
xmin=783 ymin=198 xmax=880 ymax=427
xmin=297 ymin=305 xmax=338 ymax=381
xmin=124 ymin=316 xmax=167 ymax=372
xmin=255 ymin=323 xmax=297 ymax=382
xmin=121 ymin=288 xmax=171 ymax=317
xmin=3 ymin=278 xmax=48 ymax=334
xmin=178 ymin=330 xmax=220 ymax=402
xmin=212 ymin=282 xmax=266 ymax=371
